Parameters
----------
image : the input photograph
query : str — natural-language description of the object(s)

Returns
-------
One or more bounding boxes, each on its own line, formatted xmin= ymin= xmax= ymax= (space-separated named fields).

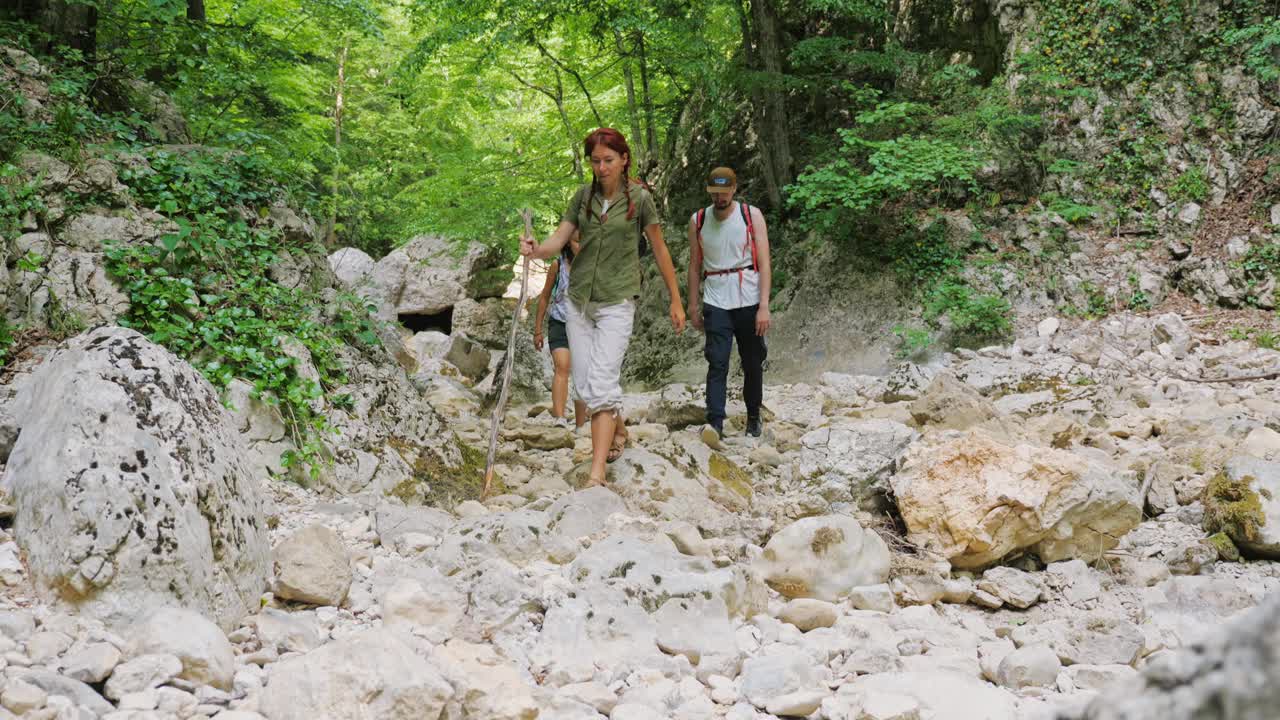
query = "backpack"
xmin=695 ymin=201 xmax=758 ymax=276
xmin=634 ymin=178 xmax=652 ymax=258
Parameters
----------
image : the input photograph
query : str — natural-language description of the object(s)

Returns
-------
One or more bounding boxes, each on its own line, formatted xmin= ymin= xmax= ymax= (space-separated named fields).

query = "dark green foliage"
xmin=105 ymin=147 xmax=382 ymax=477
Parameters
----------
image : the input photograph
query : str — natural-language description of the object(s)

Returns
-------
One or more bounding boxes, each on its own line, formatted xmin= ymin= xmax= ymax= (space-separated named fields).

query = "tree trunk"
xmin=326 ymin=40 xmax=348 ymax=249
xmin=749 ymin=0 xmax=794 ymax=199
xmin=12 ymin=0 xmax=98 ymax=59
xmin=735 ymin=0 xmax=782 ymax=208
xmin=187 ymin=0 xmax=207 ymax=58
xmin=637 ymin=34 xmax=658 ymax=177
xmin=616 ymin=31 xmax=644 ymax=170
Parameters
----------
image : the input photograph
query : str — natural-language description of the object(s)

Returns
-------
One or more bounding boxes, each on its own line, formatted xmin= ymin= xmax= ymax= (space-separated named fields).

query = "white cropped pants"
xmin=565 ymin=299 xmax=634 ymax=415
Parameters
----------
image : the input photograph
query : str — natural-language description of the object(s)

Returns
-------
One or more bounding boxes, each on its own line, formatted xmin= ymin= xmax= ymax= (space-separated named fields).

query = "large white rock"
xmin=908 ymin=373 xmax=998 ymax=431
xmin=739 ymin=647 xmax=827 ymax=710
xmin=1204 ymin=455 xmax=1280 ymax=559
xmin=381 ymin=576 xmax=465 ymax=641
xmin=829 ymin=671 xmax=1017 ymax=720
xmin=259 ymin=628 xmax=453 ymax=720
xmin=795 ymin=419 xmax=919 ymax=508
xmin=327 ymin=247 xmax=375 ymax=290
xmin=432 ymin=640 xmax=542 ymax=720
xmin=60 ymin=642 xmax=122 ymax=684
xmin=653 ymin=596 xmax=742 ymax=678
xmin=1 ymin=327 xmax=269 ymax=630
xmin=529 ymin=585 xmax=677 ymax=686
xmin=1010 ymin=616 xmax=1144 ymax=666
xmin=756 ymin=515 xmax=891 ymax=602
xmin=568 ymin=534 xmax=759 ymax=616
xmin=128 ymin=607 xmax=235 ymax=690
xmin=1063 ymin=592 xmax=1280 ymax=720
xmin=370 ymin=235 xmax=508 ymax=320
xmin=272 ymin=524 xmax=351 ymax=606
xmin=891 ymin=431 xmax=1141 ymax=569
xmin=995 ymin=644 xmax=1061 ymax=689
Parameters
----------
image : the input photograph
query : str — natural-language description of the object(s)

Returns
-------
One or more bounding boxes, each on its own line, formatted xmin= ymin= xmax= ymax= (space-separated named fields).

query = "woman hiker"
xmin=533 ymin=232 xmax=588 ymax=430
xmin=520 ymin=127 xmax=686 ymax=487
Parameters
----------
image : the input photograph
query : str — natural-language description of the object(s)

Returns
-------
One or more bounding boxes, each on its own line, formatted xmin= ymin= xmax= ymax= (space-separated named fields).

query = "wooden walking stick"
xmin=481 ymin=209 xmax=534 ymax=501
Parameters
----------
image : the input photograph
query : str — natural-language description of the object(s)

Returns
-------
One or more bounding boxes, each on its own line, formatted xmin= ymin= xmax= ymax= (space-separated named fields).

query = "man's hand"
xmin=534 ymin=331 xmax=544 ymax=351
xmin=755 ymin=305 xmax=771 ymax=336
xmin=670 ymin=301 xmax=686 ymax=334
xmin=519 ymin=233 xmax=536 ymax=257
xmin=688 ymin=302 xmax=703 ymax=331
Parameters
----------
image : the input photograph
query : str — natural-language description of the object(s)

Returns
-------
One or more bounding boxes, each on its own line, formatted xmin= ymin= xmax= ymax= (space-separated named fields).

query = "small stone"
xmin=1129 ymin=560 xmax=1171 ymax=587
xmin=996 ymin=644 xmax=1062 ymax=689
xmin=104 ymin=653 xmax=183 ymax=701
xmin=1037 ymin=318 xmax=1060 ymax=337
xmin=764 ymin=689 xmax=826 ymax=717
xmin=1166 ymin=540 xmax=1217 ymax=575
xmin=860 ymin=691 xmax=922 ymax=720
xmin=273 ymin=524 xmax=352 ymax=607
xmin=118 ymin=688 xmax=160 ymax=711
xmin=1270 ymin=203 xmax=1280 ymax=227
xmin=1 ymin=678 xmax=47 ymax=714
xmin=777 ymin=599 xmax=839 ymax=631
xmin=891 ymin=574 xmax=946 ymax=606
xmin=61 ymin=642 xmax=122 ymax=684
xmin=941 ymin=577 xmax=974 ymax=604
xmin=848 ymin=584 xmax=895 ymax=613
xmin=454 ymin=500 xmax=488 ymax=518
xmin=1177 ymin=203 xmax=1201 ymax=224
xmin=977 ymin=567 xmax=1044 ymax=609
xmin=558 ymin=681 xmax=617 ymax=714
xmin=0 ymin=611 xmax=36 ymax=642
xmin=25 ymin=631 xmax=73 ymax=664
xmin=969 ymin=588 xmax=1003 ymax=609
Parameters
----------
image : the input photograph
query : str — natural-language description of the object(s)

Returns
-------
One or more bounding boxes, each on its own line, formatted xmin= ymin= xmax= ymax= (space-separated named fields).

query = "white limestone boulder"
xmin=756 ymin=515 xmax=891 ymax=602
xmin=891 ymin=430 xmax=1141 ymax=569
xmin=1 ymin=327 xmax=269 ymax=630
xmin=258 ymin=628 xmax=453 ymax=720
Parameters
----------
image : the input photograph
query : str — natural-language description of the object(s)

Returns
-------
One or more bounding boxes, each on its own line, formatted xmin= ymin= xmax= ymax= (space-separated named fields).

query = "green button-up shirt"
xmin=561 ymin=181 xmax=658 ymax=306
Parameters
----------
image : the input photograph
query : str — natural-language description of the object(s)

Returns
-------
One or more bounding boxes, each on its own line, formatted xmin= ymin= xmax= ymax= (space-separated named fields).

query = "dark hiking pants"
xmin=704 ymin=303 xmax=767 ymax=428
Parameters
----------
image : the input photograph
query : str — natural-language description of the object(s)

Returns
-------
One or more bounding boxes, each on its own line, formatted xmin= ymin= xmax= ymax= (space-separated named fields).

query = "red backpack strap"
xmin=739 ymin=202 xmax=758 ymax=270
xmin=695 ymin=208 xmax=707 ymax=243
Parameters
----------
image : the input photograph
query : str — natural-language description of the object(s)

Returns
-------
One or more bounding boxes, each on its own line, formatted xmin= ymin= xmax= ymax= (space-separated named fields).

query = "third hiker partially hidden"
xmin=687 ymin=167 xmax=772 ymax=448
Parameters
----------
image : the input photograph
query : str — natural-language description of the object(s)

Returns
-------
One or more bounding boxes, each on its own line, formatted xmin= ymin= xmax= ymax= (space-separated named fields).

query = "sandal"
xmin=607 ymin=431 xmax=629 ymax=463
xmin=584 ymin=473 xmax=608 ymax=488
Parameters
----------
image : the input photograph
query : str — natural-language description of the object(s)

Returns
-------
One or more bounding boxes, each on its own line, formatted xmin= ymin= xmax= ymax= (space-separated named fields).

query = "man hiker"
xmin=686 ymin=167 xmax=772 ymax=448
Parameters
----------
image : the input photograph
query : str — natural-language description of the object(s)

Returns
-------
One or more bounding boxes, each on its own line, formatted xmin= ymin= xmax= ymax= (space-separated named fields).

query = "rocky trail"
xmin=3 ymin=309 xmax=1280 ymax=720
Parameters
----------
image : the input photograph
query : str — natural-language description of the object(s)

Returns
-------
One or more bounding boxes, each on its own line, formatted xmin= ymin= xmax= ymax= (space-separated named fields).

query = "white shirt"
xmin=696 ymin=202 xmax=760 ymax=310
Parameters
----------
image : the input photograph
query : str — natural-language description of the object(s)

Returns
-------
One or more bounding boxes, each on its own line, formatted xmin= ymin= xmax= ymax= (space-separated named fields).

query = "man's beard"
xmin=713 ymin=199 xmax=731 ymax=210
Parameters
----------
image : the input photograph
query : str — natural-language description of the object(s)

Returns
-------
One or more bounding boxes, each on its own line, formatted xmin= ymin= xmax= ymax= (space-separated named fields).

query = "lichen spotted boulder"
xmin=1 ymin=327 xmax=270 ymax=630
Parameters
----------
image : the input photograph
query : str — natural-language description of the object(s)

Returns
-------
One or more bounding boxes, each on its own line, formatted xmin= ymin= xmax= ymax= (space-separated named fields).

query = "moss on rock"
xmin=709 ymin=452 xmax=753 ymax=500
xmin=1203 ymin=471 xmax=1266 ymax=544
xmin=1206 ymin=532 xmax=1241 ymax=562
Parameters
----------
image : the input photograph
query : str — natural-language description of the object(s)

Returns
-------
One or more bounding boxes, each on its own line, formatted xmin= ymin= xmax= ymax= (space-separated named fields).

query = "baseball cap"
xmin=706 ymin=167 xmax=737 ymax=193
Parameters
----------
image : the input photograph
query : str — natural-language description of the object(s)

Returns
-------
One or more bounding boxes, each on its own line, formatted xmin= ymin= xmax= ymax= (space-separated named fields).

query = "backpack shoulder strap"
xmin=739 ymin=203 xmax=759 ymax=270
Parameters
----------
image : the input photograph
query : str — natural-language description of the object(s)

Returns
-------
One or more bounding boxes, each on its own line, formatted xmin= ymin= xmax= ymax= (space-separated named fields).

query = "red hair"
xmin=584 ymin=128 xmax=640 ymax=221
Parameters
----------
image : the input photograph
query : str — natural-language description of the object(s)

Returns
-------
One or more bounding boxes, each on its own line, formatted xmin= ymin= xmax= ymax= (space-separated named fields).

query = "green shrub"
xmin=923 ymin=280 xmax=1012 ymax=343
xmin=1170 ymin=166 xmax=1210 ymax=203
xmin=107 ymin=147 xmax=381 ymax=479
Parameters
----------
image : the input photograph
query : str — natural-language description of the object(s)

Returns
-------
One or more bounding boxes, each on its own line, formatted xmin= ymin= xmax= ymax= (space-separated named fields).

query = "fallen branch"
xmin=1170 ymin=370 xmax=1280 ymax=384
